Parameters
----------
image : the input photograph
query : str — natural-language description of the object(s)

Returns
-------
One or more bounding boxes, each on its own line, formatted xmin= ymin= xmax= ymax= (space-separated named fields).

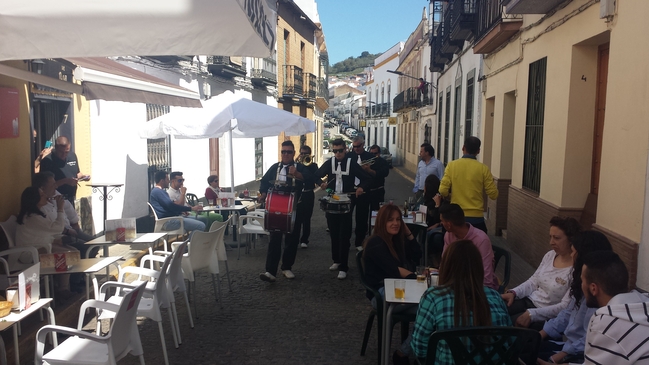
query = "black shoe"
xmin=392 ymin=351 xmax=410 ymax=365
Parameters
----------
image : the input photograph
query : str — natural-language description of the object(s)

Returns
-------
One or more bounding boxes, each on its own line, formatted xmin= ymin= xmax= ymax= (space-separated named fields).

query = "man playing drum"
xmin=315 ymin=138 xmax=371 ymax=280
xmin=258 ymin=140 xmax=313 ymax=282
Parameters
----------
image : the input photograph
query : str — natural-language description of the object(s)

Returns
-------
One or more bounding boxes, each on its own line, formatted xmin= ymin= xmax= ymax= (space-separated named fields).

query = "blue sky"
xmin=317 ymin=0 xmax=430 ymax=64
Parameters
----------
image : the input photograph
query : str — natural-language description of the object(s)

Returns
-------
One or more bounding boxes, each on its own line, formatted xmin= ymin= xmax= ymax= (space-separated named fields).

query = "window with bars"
xmin=453 ymin=82 xmax=462 ymax=160
xmin=146 ymin=104 xmax=171 ymax=191
xmin=465 ymin=70 xmax=475 ymax=139
xmin=438 ymin=93 xmax=443 ymax=159
xmin=444 ymin=86 xmax=451 ymax=164
xmin=255 ymin=138 xmax=263 ymax=179
xmin=522 ymin=57 xmax=547 ymax=193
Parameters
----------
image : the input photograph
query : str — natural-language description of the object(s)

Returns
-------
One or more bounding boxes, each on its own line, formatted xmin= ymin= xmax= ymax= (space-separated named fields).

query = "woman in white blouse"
xmin=500 ymin=216 xmax=581 ymax=329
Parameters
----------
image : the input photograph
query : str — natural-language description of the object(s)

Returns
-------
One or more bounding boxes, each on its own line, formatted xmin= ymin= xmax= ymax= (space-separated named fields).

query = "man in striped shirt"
xmin=581 ymin=251 xmax=649 ymax=365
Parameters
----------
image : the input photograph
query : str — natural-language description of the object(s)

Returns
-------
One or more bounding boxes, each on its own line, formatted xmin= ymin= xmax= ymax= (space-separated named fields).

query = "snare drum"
xmin=264 ymin=187 xmax=296 ymax=233
xmin=319 ymin=195 xmax=351 ymax=214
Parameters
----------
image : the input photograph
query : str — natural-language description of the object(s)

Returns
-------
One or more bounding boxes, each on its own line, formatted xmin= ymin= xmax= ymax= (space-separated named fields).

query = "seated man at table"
xmin=439 ymin=203 xmax=498 ymax=291
xmin=150 ymin=171 xmax=205 ymax=234
xmin=167 ymin=171 xmax=209 ymax=228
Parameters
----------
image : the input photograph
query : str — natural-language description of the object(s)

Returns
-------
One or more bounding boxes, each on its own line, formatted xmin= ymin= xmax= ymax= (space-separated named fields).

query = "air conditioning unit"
xmin=600 ymin=0 xmax=615 ymax=18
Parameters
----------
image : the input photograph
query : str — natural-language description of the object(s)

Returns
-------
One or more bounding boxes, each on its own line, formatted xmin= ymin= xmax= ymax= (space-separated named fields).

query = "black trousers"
xmin=294 ymin=191 xmax=314 ymax=244
xmin=326 ymin=211 xmax=352 ymax=272
xmin=350 ymin=193 xmax=371 ymax=247
xmin=265 ymin=231 xmax=299 ymax=274
xmin=368 ymin=188 xmax=385 ymax=212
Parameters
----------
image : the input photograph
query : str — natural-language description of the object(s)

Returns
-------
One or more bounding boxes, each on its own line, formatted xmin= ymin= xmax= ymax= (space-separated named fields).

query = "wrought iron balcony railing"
xmin=251 ymin=56 xmax=277 ymax=86
xmin=282 ymin=65 xmax=303 ymax=97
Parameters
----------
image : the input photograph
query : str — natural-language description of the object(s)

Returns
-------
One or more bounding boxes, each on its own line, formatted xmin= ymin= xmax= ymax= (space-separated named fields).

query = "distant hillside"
xmin=329 ymin=51 xmax=381 ymax=76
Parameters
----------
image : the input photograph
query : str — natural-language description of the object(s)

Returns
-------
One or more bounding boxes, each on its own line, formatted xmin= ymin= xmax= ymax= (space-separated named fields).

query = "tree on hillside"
xmin=330 ymin=51 xmax=381 ymax=75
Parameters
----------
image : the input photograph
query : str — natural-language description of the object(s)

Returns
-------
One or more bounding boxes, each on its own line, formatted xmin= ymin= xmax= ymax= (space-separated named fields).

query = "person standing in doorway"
xmin=40 ymin=136 xmax=90 ymax=207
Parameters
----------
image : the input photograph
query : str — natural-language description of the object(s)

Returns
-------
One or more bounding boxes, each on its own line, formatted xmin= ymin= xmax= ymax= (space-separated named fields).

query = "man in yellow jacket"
xmin=438 ymin=136 xmax=498 ymax=233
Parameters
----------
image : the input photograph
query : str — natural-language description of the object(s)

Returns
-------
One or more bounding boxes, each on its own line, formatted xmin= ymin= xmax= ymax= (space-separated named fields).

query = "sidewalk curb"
xmin=393 ymin=166 xmax=415 ymax=184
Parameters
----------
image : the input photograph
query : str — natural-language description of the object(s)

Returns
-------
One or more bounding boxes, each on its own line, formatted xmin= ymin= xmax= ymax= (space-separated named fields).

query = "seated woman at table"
xmin=536 ymin=230 xmax=612 ymax=364
xmin=362 ymin=203 xmax=421 ymax=365
xmin=416 ymin=174 xmax=444 ymax=267
xmin=203 ymin=174 xmax=225 ymax=222
xmin=501 ymin=216 xmax=581 ymax=329
xmin=411 ymin=239 xmax=512 ymax=363
xmin=363 ymin=204 xmax=422 ymax=301
xmin=15 ymin=186 xmax=79 ymax=299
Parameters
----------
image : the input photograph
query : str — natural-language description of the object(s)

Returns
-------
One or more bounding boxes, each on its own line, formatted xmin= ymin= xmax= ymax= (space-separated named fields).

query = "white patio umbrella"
xmin=139 ymin=90 xmax=316 ymax=191
xmin=0 ymin=0 xmax=276 ymax=61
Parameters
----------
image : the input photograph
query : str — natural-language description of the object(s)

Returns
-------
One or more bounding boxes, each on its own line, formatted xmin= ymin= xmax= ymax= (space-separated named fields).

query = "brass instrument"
xmin=296 ymin=154 xmax=315 ymax=166
xmin=359 ymin=156 xmax=378 ymax=166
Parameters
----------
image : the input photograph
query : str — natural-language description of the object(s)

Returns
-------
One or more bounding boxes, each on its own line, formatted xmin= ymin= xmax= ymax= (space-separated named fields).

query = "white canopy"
xmin=0 ymin=0 xmax=276 ymax=61
xmin=139 ymin=90 xmax=315 ymax=139
xmin=139 ymin=90 xmax=316 ymax=190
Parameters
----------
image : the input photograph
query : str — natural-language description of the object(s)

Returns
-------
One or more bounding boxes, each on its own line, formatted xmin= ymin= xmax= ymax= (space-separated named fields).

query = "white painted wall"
xmin=89 ymin=99 xmax=149 ymax=230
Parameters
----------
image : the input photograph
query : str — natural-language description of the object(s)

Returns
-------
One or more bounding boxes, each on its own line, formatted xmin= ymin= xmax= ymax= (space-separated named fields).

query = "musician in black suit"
xmin=258 ymin=140 xmax=311 ymax=282
xmin=347 ymin=136 xmax=377 ymax=251
xmin=295 ymin=145 xmax=318 ymax=249
xmin=315 ymin=138 xmax=371 ymax=280
xmin=366 ymin=144 xmax=390 ymax=212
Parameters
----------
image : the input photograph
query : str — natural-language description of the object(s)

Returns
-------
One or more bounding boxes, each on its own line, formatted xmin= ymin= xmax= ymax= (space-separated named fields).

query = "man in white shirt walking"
xmin=412 ymin=143 xmax=444 ymax=201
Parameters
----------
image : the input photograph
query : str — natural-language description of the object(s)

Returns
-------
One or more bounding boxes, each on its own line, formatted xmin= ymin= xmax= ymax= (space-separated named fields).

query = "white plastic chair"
xmin=209 ymin=219 xmax=232 ymax=292
xmin=174 ymin=228 xmax=221 ymax=317
xmin=146 ymin=240 xmax=193 ymax=344
xmin=237 ymin=213 xmax=269 ymax=259
xmin=98 ymin=253 xmax=176 ymax=365
xmin=148 ymin=202 xmax=185 ymax=252
xmin=35 ymin=282 xmax=147 ymax=365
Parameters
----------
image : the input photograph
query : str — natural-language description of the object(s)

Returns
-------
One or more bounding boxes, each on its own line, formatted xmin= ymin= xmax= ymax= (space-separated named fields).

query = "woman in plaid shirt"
xmin=411 ymin=240 xmax=511 ymax=362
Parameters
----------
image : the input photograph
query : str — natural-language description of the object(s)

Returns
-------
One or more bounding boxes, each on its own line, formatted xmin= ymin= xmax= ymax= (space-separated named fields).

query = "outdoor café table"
xmin=0 ymin=298 xmax=57 ymax=365
xmin=203 ymin=200 xmax=257 ymax=241
xmin=381 ymin=278 xmax=427 ymax=365
xmin=85 ymin=232 xmax=167 ymax=258
xmin=41 ymin=256 xmax=122 ymax=301
xmin=371 ymin=212 xmax=429 ymax=265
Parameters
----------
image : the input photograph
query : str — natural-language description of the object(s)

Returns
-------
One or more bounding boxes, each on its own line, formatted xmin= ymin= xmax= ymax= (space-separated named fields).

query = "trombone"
xmin=359 ymin=156 xmax=378 ymax=166
xmin=296 ymin=154 xmax=315 ymax=166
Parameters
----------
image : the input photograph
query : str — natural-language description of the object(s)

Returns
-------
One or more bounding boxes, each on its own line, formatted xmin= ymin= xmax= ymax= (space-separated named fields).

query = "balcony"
xmin=206 ymin=56 xmax=246 ymax=78
xmin=431 ymin=34 xmax=452 ymax=71
xmin=449 ymin=0 xmax=478 ymax=41
xmin=305 ymin=73 xmax=317 ymax=99
xmin=441 ymin=7 xmax=464 ymax=55
xmin=504 ymin=0 xmax=565 ymax=14
xmin=282 ymin=65 xmax=303 ymax=99
xmin=251 ymin=57 xmax=277 ymax=87
xmin=316 ymin=77 xmax=329 ymax=110
xmin=474 ymin=0 xmax=523 ymax=54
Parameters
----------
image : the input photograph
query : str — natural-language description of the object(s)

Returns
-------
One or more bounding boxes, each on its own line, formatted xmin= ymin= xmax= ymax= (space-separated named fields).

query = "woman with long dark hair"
xmin=536 ymin=230 xmax=613 ymax=364
xmin=362 ymin=204 xmax=422 ymax=365
xmin=411 ymin=239 xmax=511 ymax=362
xmin=501 ymin=216 xmax=581 ymax=328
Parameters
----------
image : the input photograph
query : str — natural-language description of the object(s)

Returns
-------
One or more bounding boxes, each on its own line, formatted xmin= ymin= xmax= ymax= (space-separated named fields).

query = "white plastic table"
xmin=381 ymin=278 xmax=428 ymax=365
xmin=41 ymin=256 xmax=122 ymax=300
xmin=0 ymin=298 xmax=57 ymax=365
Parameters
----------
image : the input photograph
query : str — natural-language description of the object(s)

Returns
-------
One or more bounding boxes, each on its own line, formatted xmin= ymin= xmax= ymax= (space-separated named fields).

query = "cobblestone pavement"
xmin=114 ymin=166 xmax=534 ymax=365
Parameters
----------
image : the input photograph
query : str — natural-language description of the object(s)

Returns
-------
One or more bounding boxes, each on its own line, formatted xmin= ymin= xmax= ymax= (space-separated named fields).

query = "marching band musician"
xmin=366 ymin=144 xmax=390 ymax=212
xmin=295 ymin=145 xmax=318 ymax=249
xmin=315 ymin=138 xmax=371 ymax=280
xmin=347 ymin=136 xmax=376 ymax=252
xmin=258 ymin=140 xmax=313 ymax=282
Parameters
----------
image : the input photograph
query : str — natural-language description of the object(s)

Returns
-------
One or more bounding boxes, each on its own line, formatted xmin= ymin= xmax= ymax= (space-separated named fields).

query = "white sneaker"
xmin=282 ymin=270 xmax=295 ymax=279
xmin=259 ymin=272 xmax=276 ymax=282
xmin=337 ymin=271 xmax=347 ymax=280
xmin=300 ymin=242 xmax=308 ymax=248
xmin=329 ymin=263 xmax=340 ymax=271
xmin=356 ymin=246 xmax=363 ymax=252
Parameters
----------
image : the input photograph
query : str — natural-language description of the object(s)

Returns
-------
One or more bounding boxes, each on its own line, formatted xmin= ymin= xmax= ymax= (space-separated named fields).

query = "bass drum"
xmin=264 ymin=187 xmax=296 ymax=233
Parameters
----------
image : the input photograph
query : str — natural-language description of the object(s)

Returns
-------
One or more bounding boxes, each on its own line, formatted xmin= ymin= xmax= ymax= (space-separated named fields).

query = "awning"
xmin=68 ymin=58 xmax=201 ymax=108
xmin=0 ymin=0 xmax=277 ymax=61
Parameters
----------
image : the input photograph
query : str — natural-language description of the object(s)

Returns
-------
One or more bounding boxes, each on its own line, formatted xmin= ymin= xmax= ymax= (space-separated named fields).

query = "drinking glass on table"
xmin=416 ymin=266 xmax=426 ymax=283
xmin=394 ymin=280 xmax=406 ymax=299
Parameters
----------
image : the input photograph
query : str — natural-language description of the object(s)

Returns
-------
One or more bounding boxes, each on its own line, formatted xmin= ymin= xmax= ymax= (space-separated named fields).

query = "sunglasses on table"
xmin=280 ymin=150 xmax=295 ymax=154
xmin=332 ymin=148 xmax=345 ymax=153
